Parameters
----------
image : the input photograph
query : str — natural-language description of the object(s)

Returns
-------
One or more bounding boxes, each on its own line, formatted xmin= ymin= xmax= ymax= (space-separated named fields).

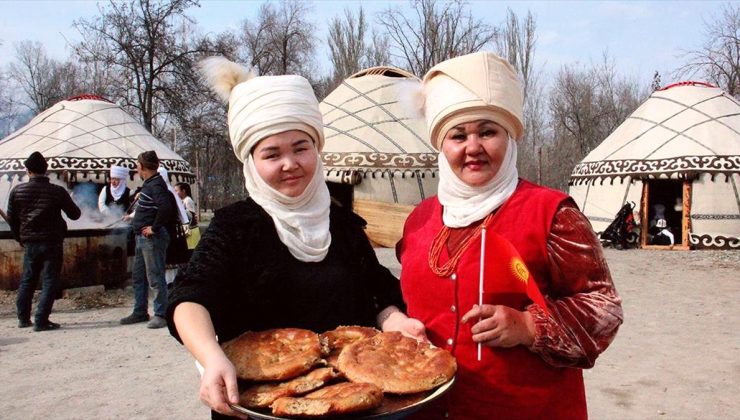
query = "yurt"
xmin=320 ymin=67 xmax=435 ymax=246
xmin=569 ymin=82 xmax=740 ymax=250
xmin=0 ymin=95 xmax=195 ymax=289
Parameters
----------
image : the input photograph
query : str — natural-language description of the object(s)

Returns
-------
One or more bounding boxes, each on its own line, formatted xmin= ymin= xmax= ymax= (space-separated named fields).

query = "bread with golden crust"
xmin=337 ymin=331 xmax=456 ymax=394
xmin=271 ymin=382 xmax=383 ymax=417
xmin=239 ymin=367 xmax=339 ymax=408
xmin=320 ymin=326 xmax=379 ymax=368
xmin=221 ymin=328 xmax=322 ymax=381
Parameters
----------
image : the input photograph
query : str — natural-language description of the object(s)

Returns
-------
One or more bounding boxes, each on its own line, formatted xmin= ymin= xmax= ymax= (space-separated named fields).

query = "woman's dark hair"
xmin=175 ymin=182 xmax=192 ymax=197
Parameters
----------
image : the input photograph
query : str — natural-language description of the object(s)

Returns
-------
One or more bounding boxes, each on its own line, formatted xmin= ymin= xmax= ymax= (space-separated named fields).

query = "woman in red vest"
xmin=396 ymin=52 xmax=623 ymax=419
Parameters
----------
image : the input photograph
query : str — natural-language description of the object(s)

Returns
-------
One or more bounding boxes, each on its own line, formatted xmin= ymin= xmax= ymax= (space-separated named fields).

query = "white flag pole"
xmin=478 ymin=226 xmax=486 ymax=361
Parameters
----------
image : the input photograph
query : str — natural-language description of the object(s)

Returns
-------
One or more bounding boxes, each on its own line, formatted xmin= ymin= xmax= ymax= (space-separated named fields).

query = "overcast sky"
xmin=0 ymin=0 xmax=731 ymax=87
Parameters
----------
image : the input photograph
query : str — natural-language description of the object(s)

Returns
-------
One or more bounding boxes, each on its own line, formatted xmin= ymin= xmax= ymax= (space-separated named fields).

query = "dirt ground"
xmin=0 ymin=248 xmax=738 ymax=419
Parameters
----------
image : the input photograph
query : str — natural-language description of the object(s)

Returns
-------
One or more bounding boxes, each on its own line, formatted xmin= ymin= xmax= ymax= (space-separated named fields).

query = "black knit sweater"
xmin=166 ymin=198 xmax=405 ymax=344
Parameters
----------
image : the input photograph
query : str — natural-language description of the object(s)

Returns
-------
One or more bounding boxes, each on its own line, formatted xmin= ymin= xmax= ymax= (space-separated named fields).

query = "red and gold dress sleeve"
xmin=527 ymin=200 xmax=624 ymax=368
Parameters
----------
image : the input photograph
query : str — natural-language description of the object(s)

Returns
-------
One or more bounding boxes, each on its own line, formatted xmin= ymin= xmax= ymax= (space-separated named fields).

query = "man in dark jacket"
xmin=120 ymin=150 xmax=175 ymax=329
xmin=7 ymin=151 xmax=81 ymax=331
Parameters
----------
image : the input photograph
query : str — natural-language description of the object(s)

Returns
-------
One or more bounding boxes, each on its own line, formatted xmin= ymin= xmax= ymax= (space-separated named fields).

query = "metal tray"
xmin=230 ymin=376 xmax=455 ymax=420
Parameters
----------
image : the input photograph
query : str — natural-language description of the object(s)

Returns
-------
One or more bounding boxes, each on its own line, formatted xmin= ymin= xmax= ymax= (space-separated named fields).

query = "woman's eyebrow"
xmin=257 ymin=145 xmax=280 ymax=153
xmin=292 ymin=139 xmax=310 ymax=146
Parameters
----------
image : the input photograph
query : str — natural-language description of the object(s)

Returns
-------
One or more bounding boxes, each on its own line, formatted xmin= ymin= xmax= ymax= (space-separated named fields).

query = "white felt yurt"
xmin=320 ymin=67 xmax=436 ymax=246
xmin=569 ymin=82 xmax=740 ymax=250
xmin=0 ymin=95 xmax=195 ymax=290
xmin=0 ymin=95 xmax=195 ymax=209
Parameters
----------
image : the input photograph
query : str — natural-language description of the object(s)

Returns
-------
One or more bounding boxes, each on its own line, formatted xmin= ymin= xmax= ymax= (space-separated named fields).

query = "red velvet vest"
xmin=400 ymin=180 xmax=586 ymax=419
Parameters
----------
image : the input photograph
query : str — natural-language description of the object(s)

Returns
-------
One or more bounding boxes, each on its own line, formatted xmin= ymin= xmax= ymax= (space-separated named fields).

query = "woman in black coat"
xmin=166 ymin=57 xmax=424 ymax=419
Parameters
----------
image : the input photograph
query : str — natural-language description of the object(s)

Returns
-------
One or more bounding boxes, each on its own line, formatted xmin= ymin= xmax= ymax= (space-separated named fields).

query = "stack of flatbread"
xmin=220 ymin=326 xmax=457 ymax=418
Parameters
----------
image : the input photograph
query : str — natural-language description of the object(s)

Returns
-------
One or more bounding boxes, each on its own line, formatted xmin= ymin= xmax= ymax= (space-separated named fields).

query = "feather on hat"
xmin=197 ymin=57 xmax=256 ymax=103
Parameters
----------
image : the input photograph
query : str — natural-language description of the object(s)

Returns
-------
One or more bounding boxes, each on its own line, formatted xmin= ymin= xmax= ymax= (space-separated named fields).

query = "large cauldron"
xmin=0 ymin=225 xmax=130 ymax=290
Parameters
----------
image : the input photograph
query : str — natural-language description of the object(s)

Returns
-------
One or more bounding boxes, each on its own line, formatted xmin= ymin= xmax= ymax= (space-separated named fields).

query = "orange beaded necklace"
xmin=428 ymin=213 xmax=495 ymax=277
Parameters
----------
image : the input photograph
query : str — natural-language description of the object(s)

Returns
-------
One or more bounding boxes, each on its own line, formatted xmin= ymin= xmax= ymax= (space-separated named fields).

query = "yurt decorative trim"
xmin=570 ymin=155 xmax=739 ymax=184
xmin=0 ymin=157 xmax=190 ymax=181
xmin=0 ymin=95 xmax=194 ymax=183
xmin=568 ymin=82 xmax=740 ymax=250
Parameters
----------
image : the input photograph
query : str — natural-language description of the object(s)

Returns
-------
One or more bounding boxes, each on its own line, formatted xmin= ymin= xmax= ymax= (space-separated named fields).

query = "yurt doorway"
xmin=640 ymin=179 xmax=691 ymax=249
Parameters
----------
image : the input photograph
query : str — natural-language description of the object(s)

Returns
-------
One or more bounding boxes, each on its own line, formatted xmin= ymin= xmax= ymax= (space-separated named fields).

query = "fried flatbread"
xmin=221 ymin=328 xmax=322 ymax=381
xmin=239 ymin=367 xmax=340 ymax=408
xmin=320 ymin=326 xmax=379 ymax=368
xmin=337 ymin=331 xmax=457 ymax=394
xmin=271 ymin=382 xmax=383 ymax=417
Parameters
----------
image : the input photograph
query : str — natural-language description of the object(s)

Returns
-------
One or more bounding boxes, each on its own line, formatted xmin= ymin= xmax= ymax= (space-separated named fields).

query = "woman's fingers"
xmin=470 ymin=314 xmax=499 ymax=335
xmin=405 ymin=318 xmax=428 ymax=341
xmin=200 ymin=363 xmax=249 ymax=419
xmin=467 ymin=306 xmax=535 ymax=348
xmin=209 ymin=383 xmax=248 ymax=419
xmin=471 ymin=328 xmax=502 ymax=344
xmin=461 ymin=304 xmax=497 ymax=323
xmin=224 ymin=372 xmax=241 ymax=405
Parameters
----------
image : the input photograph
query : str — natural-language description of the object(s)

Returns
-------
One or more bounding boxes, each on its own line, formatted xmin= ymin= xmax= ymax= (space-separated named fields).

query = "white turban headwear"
xmin=109 ymin=165 xmax=129 ymax=201
xmin=198 ymin=57 xmax=331 ymax=262
xmin=407 ymin=51 xmax=524 ymax=227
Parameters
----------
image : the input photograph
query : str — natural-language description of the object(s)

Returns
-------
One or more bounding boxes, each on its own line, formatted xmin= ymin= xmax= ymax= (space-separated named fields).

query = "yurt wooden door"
xmin=640 ymin=179 xmax=691 ymax=249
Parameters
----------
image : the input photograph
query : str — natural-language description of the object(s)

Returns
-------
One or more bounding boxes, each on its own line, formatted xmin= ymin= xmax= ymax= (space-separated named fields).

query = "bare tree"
xmin=544 ymin=53 xmax=645 ymax=190
xmin=0 ymin=70 xmax=26 ymax=137
xmin=73 ymin=0 xmax=202 ymax=134
xmin=494 ymin=9 xmax=545 ymax=183
xmin=519 ymin=71 xmax=548 ymax=184
xmin=325 ymin=7 xmax=391 ymax=93
xmin=367 ymin=32 xmax=391 ymax=68
xmin=74 ymin=34 xmax=124 ymax=99
xmin=240 ymin=0 xmax=316 ymax=78
xmin=8 ymin=41 xmax=83 ymax=112
xmin=496 ymin=9 xmax=537 ymax=102
xmin=163 ymin=33 xmax=245 ymax=210
xmin=328 ymin=8 xmax=369 ymax=83
xmin=240 ymin=3 xmax=278 ymax=75
xmin=677 ymin=3 xmax=740 ymax=97
xmin=377 ymin=0 xmax=497 ymax=76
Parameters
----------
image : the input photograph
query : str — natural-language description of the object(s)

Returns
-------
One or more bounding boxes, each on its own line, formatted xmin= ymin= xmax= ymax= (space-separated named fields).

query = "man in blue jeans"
xmin=7 ymin=151 xmax=81 ymax=331
xmin=120 ymin=151 xmax=175 ymax=329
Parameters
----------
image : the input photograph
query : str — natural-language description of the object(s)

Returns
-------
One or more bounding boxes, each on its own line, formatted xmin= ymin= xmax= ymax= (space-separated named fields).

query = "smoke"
xmin=0 ymin=178 xmax=131 ymax=233
xmin=65 ymin=181 xmax=130 ymax=230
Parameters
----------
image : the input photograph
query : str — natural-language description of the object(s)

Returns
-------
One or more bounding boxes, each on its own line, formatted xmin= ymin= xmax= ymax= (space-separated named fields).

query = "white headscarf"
xmin=198 ymin=57 xmax=331 ymax=262
xmin=408 ymin=51 xmax=524 ymax=227
xmin=158 ymin=166 xmax=190 ymax=225
xmin=244 ymin=148 xmax=331 ymax=262
xmin=437 ymin=137 xmax=519 ymax=227
xmin=109 ymin=165 xmax=129 ymax=201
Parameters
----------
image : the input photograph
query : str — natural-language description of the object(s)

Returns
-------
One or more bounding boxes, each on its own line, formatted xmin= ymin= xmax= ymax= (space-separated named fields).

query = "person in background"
xmin=396 ymin=51 xmax=623 ymax=419
xmin=158 ymin=166 xmax=190 ymax=228
xmin=98 ymin=165 xmax=131 ymax=215
xmin=649 ymin=218 xmax=675 ymax=245
xmin=175 ymin=182 xmax=197 ymax=227
xmin=7 ymin=151 xmax=81 ymax=331
xmin=120 ymin=151 xmax=176 ymax=329
xmin=166 ymin=57 xmax=423 ymax=419
xmin=157 ymin=167 xmax=191 ymax=284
